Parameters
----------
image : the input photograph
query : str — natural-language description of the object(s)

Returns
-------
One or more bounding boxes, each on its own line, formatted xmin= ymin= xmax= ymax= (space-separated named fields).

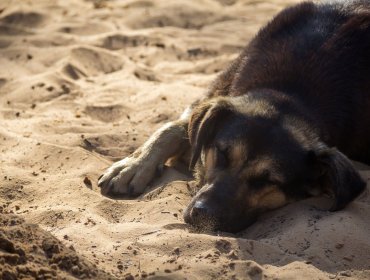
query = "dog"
xmin=98 ymin=0 xmax=370 ymax=233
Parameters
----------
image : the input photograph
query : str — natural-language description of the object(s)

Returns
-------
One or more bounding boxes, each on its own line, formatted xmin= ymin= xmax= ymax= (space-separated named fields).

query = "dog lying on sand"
xmin=99 ymin=0 xmax=369 ymax=232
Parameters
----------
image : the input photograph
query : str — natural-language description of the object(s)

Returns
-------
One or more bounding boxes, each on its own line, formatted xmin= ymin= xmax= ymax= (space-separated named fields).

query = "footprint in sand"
xmin=84 ymin=104 xmax=126 ymax=123
xmin=0 ymin=10 xmax=45 ymax=27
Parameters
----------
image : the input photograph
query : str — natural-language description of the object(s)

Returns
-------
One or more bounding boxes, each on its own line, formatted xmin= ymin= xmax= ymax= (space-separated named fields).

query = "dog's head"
xmin=183 ymin=95 xmax=366 ymax=233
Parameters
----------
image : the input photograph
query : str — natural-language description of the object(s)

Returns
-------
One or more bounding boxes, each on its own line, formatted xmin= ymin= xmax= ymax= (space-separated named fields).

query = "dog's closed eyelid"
xmin=247 ymin=171 xmax=283 ymax=187
xmin=211 ymin=144 xmax=229 ymax=168
xmin=215 ymin=143 xmax=229 ymax=154
xmin=262 ymin=171 xmax=284 ymax=185
xmin=267 ymin=172 xmax=287 ymax=186
xmin=266 ymin=178 xmax=282 ymax=186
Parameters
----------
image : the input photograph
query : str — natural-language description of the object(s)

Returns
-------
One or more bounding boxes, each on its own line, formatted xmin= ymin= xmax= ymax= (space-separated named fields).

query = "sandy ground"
xmin=0 ymin=0 xmax=370 ymax=279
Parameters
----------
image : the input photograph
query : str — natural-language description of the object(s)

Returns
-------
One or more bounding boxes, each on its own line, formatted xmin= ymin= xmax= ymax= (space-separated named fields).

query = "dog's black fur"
xmin=183 ymin=0 xmax=369 ymax=232
xmin=208 ymin=0 xmax=370 ymax=161
xmin=99 ymin=0 xmax=369 ymax=233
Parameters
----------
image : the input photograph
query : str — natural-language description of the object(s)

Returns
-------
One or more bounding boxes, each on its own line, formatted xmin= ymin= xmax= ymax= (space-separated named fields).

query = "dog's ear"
xmin=188 ymin=99 xmax=232 ymax=169
xmin=311 ymin=146 xmax=366 ymax=211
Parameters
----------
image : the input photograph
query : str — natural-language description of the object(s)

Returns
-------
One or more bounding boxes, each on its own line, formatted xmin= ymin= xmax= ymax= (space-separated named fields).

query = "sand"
xmin=0 ymin=0 xmax=369 ymax=279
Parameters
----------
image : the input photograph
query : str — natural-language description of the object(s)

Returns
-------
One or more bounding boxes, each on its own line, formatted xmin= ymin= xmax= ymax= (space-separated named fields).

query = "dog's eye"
xmin=249 ymin=170 xmax=281 ymax=188
xmin=215 ymin=144 xmax=228 ymax=168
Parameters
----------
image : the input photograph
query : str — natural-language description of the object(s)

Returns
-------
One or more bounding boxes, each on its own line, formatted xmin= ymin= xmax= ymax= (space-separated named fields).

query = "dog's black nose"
xmin=184 ymin=200 xmax=219 ymax=231
xmin=191 ymin=201 xmax=209 ymax=218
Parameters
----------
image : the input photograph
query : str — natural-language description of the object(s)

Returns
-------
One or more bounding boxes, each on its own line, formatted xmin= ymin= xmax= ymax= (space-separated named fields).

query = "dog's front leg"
xmin=98 ymin=109 xmax=191 ymax=196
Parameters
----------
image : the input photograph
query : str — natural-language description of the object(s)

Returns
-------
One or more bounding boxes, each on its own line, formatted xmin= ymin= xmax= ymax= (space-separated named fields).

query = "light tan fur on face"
xmin=207 ymin=141 xmax=247 ymax=164
xmin=204 ymin=142 xmax=247 ymax=171
xmin=204 ymin=148 xmax=215 ymax=169
xmin=248 ymin=186 xmax=288 ymax=209
xmin=230 ymin=142 xmax=247 ymax=169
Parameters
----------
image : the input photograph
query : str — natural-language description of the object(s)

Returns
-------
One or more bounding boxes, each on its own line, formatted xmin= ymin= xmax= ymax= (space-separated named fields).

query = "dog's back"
xmin=209 ymin=0 xmax=370 ymax=164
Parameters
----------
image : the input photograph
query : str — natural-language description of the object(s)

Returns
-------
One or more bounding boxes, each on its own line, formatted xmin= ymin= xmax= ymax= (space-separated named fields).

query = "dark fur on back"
xmin=208 ymin=0 xmax=370 ymax=163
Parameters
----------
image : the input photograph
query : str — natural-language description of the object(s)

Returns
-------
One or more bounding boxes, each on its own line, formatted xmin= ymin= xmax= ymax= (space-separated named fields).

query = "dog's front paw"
xmin=98 ymin=156 xmax=161 ymax=197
